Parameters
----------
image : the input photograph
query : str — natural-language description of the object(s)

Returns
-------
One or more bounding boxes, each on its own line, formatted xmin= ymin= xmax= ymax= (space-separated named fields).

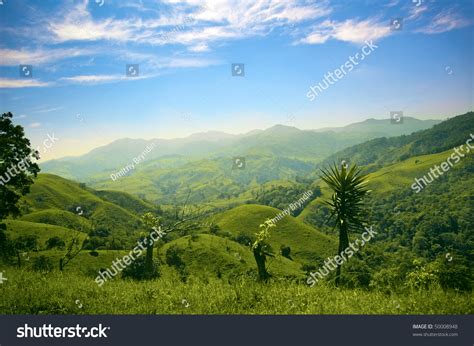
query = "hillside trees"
xmin=0 ymin=112 xmax=40 ymax=263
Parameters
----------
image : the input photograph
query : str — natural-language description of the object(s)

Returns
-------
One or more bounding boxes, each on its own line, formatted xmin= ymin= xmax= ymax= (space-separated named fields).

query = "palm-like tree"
xmin=320 ymin=163 xmax=370 ymax=286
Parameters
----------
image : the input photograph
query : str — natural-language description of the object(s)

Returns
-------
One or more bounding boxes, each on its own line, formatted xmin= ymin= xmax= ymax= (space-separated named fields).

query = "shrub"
xmin=45 ymin=236 xmax=65 ymax=250
xmin=234 ymin=233 xmax=252 ymax=247
xmin=280 ymin=245 xmax=291 ymax=259
xmin=32 ymin=256 xmax=53 ymax=272
xmin=14 ymin=235 xmax=38 ymax=251
xmin=122 ymin=256 xmax=160 ymax=280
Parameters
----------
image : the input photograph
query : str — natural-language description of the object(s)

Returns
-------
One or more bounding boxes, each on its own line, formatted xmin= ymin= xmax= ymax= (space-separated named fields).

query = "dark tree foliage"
xmin=0 ymin=112 xmax=40 ymax=262
xmin=0 ymin=112 xmax=40 ymax=220
xmin=45 ymin=236 xmax=66 ymax=250
xmin=122 ymin=256 xmax=160 ymax=281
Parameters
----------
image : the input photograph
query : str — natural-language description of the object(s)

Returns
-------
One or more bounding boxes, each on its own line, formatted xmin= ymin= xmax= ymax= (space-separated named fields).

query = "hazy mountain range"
xmin=42 ymin=117 xmax=440 ymax=183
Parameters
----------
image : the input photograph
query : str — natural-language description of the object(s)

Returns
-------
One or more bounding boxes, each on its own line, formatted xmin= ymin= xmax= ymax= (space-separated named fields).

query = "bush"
xmin=436 ymin=256 xmax=472 ymax=292
xmin=14 ymin=235 xmax=38 ymax=251
xmin=166 ymin=245 xmax=187 ymax=281
xmin=122 ymin=256 xmax=160 ymax=281
xmin=32 ymin=256 xmax=53 ymax=272
xmin=280 ymin=245 xmax=291 ymax=259
xmin=234 ymin=233 xmax=252 ymax=247
xmin=45 ymin=236 xmax=65 ymax=249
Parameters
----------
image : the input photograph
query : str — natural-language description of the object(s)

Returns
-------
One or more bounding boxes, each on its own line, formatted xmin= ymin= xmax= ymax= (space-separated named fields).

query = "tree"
xmin=0 ymin=112 xmax=40 ymax=220
xmin=252 ymin=220 xmax=275 ymax=282
xmin=0 ymin=112 xmax=40 ymax=262
xmin=320 ymin=163 xmax=370 ymax=286
xmin=141 ymin=212 xmax=161 ymax=278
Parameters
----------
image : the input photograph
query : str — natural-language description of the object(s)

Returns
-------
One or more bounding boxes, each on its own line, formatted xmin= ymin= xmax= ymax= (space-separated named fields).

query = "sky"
xmin=0 ymin=0 xmax=473 ymax=160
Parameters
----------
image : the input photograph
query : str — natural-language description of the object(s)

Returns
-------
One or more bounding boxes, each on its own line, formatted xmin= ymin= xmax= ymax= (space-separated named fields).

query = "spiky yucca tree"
xmin=320 ymin=163 xmax=370 ymax=286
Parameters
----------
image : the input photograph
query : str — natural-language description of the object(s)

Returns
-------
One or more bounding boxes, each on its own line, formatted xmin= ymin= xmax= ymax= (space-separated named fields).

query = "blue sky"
xmin=0 ymin=0 xmax=473 ymax=160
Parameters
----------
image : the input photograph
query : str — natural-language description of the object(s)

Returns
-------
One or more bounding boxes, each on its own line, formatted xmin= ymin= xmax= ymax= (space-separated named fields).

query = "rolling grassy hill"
xmin=215 ymin=204 xmax=335 ymax=265
xmin=299 ymin=148 xmax=473 ymax=227
xmin=10 ymin=174 xmax=158 ymax=248
xmin=160 ymin=234 xmax=304 ymax=280
xmin=4 ymin=220 xmax=88 ymax=248
xmin=20 ymin=209 xmax=91 ymax=231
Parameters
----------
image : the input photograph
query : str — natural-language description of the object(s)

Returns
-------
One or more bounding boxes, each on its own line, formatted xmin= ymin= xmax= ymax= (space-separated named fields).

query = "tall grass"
xmin=1 ymin=267 xmax=472 ymax=315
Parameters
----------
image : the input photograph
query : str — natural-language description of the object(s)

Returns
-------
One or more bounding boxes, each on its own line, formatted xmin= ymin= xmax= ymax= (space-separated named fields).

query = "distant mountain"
xmin=318 ymin=111 xmax=473 ymax=171
xmin=41 ymin=117 xmax=440 ymax=182
xmin=314 ymin=116 xmax=441 ymax=137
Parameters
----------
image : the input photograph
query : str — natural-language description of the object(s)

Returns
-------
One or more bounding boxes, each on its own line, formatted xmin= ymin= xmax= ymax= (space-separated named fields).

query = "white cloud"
xmin=298 ymin=18 xmax=391 ymax=45
xmin=60 ymin=74 xmax=129 ymax=85
xmin=0 ymin=78 xmax=51 ymax=88
xmin=408 ymin=5 xmax=428 ymax=21
xmin=417 ymin=10 xmax=471 ymax=34
xmin=32 ymin=106 xmax=64 ymax=114
xmin=188 ymin=43 xmax=210 ymax=52
xmin=0 ymin=48 xmax=93 ymax=66
xmin=46 ymin=0 xmax=331 ymax=50
xmin=29 ymin=122 xmax=41 ymax=128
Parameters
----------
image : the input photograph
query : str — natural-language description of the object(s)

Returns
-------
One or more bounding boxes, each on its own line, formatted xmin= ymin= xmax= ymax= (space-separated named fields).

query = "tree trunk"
xmin=253 ymin=244 xmax=269 ymax=282
xmin=335 ymin=222 xmax=349 ymax=287
xmin=144 ymin=240 xmax=154 ymax=278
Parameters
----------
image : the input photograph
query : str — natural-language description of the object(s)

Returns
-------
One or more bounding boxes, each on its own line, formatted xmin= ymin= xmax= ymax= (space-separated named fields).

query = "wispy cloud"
xmin=417 ymin=9 xmax=471 ymax=34
xmin=0 ymin=78 xmax=51 ymax=88
xmin=29 ymin=122 xmax=42 ymax=128
xmin=47 ymin=0 xmax=331 ymax=50
xmin=59 ymin=56 xmax=219 ymax=85
xmin=59 ymin=74 xmax=132 ymax=85
xmin=0 ymin=48 xmax=94 ymax=66
xmin=407 ymin=5 xmax=428 ymax=21
xmin=298 ymin=17 xmax=391 ymax=45
xmin=32 ymin=106 xmax=64 ymax=114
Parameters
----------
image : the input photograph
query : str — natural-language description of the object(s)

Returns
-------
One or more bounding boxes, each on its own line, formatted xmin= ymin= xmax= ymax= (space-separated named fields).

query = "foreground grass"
xmin=1 ymin=268 xmax=472 ymax=315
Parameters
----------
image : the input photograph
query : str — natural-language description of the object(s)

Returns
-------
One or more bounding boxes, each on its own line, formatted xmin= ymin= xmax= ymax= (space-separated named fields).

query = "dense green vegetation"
xmin=1 ymin=111 xmax=473 ymax=314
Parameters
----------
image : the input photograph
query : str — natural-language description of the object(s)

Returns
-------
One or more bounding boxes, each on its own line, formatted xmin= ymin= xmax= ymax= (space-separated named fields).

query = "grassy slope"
xmin=4 ymin=220 xmax=87 ymax=247
xmin=19 ymin=174 xmax=145 ymax=242
xmin=20 ymin=209 xmax=91 ymax=231
xmin=94 ymin=190 xmax=158 ymax=215
xmin=215 ymin=204 xmax=335 ymax=264
xmin=298 ymin=148 xmax=466 ymax=221
xmin=160 ymin=234 xmax=304 ymax=280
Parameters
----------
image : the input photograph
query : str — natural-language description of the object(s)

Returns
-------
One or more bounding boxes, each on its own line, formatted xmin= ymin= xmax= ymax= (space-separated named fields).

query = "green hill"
xmin=160 ymin=234 xmax=304 ymax=280
xmin=214 ymin=204 xmax=335 ymax=265
xmin=4 ymin=220 xmax=87 ymax=248
xmin=14 ymin=174 xmax=155 ymax=248
xmin=20 ymin=209 xmax=91 ymax=231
